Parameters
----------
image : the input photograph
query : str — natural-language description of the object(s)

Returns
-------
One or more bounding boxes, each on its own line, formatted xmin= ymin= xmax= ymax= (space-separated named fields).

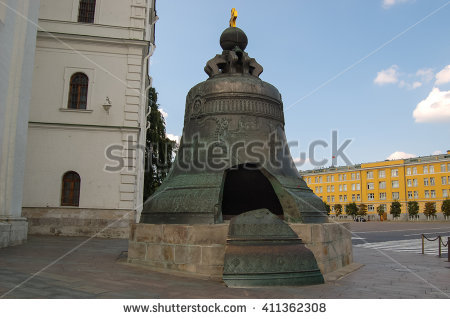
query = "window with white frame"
xmin=407 ymin=179 xmax=412 ymax=187
xmin=339 ymin=195 xmax=343 ymax=202
xmin=327 ymin=196 xmax=330 ymax=202
xmin=379 ymin=181 xmax=386 ymax=189
xmin=391 ymin=169 xmax=399 ymax=177
xmin=352 ymin=194 xmax=356 ymax=201
xmin=331 ymin=176 xmax=334 ymax=182
xmin=413 ymin=167 xmax=417 ymax=175
xmin=413 ymin=179 xmax=418 ymax=187
xmin=331 ymin=195 xmax=335 ymax=202
xmin=424 ymin=178 xmax=429 ymax=186
xmin=343 ymin=184 xmax=347 ymax=191
xmin=367 ymin=183 xmax=374 ymax=190
xmin=351 ymin=184 xmax=355 ymax=191
xmin=319 ymin=176 xmax=322 ymax=183
xmin=414 ymin=191 xmax=418 ymax=199
xmin=441 ymin=164 xmax=446 ymax=172
xmin=430 ymin=177 xmax=435 ymax=186
xmin=423 ymin=166 xmax=428 ymax=174
xmin=379 ymin=192 xmax=386 ymax=200
xmin=429 ymin=165 xmax=434 ymax=173
xmin=406 ymin=167 xmax=411 ymax=175
xmin=339 ymin=174 xmax=343 ymax=181
xmin=327 ymin=185 xmax=331 ymax=192
xmin=444 ymin=189 xmax=448 ymax=197
xmin=356 ymin=172 xmax=360 ymax=179
xmin=407 ymin=191 xmax=413 ymax=199
xmin=367 ymin=171 xmax=373 ymax=179
xmin=424 ymin=190 xmax=429 ymax=198
xmin=368 ymin=193 xmax=375 ymax=200
xmin=378 ymin=170 xmax=385 ymax=178
xmin=391 ymin=180 xmax=399 ymax=188
xmin=442 ymin=176 xmax=447 ymax=185
xmin=343 ymin=174 xmax=347 ymax=181
xmin=368 ymin=205 xmax=375 ymax=212
xmin=314 ymin=177 xmax=318 ymax=183
xmin=339 ymin=185 xmax=343 ymax=192
xmin=319 ymin=186 xmax=323 ymax=193
xmin=351 ymin=173 xmax=355 ymax=180
xmin=315 ymin=187 xmax=319 ymax=193
xmin=356 ymin=194 xmax=361 ymax=201
xmin=392 ymin=192 xmax=399 ymax=200
xmin=331 ymin=185 xmax=335 ymax=192
xmin=343 ymin=195 xmax=347 ymax=201
xmin=431 ymin=190 xmax=436 ymax=198
xmin=356 ymin=183 xmax=360 ymax=191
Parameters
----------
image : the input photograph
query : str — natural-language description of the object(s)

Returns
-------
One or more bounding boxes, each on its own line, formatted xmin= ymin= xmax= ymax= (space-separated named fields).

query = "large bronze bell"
xmin=140 ymin=26 xmax=328 ymax=225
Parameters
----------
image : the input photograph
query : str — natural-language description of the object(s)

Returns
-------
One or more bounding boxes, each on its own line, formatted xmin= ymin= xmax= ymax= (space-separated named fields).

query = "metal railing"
xmin=421 ymin=234 xmax=449 ymax=261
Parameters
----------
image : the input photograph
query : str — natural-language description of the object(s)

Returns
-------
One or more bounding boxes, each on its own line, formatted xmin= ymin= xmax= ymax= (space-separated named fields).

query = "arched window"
xmin=68 ymin=73 xmax=88 ymax=109
xmin=61 ymin=171 xmax=81 ymax=206
xmin=78 ymin=0 xmax=96 ymax=23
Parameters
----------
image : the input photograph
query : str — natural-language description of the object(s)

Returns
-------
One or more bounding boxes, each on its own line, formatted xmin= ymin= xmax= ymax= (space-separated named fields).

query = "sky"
xmin=150 ymin=0 xmax=450 ymax=170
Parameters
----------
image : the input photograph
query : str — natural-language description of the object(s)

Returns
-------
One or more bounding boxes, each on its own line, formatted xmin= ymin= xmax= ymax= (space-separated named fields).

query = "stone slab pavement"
xmin=0 ymin=235 xmax=449 ymax=299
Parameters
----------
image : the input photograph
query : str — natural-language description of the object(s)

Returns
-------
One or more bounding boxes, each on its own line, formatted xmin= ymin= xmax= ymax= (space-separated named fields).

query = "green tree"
xmin=358 ymin=203 xmax=367 ymax=216
xmin=376 ymin=205 xmax=385 ymax=220
xmin=390 ymin=200 xmax=402 ymax=219
xmin=324 ymin=202 xmax=331 ymax=216
xmin=345 ymin=202 xmax=358 ymax=218
xmin=143 ymin=88 xmax=176 ymax=201
xmin=407 ymin=201 xmax=419 ymax=220
xmin=334 ymin=204 xmax=342 ymax=217
xmin=442 ymin=199 xmax=450 ymax=220
xmin=423 ymin=202 xmax=436 ymax=220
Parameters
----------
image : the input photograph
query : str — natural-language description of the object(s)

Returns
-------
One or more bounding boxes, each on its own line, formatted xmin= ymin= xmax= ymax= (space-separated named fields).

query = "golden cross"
xmin=229 ymin=8 xmax=237 ymax=27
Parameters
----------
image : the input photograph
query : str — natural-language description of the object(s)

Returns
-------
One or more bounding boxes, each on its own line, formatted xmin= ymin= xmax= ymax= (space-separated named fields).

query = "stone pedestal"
xmin=289 ymin=223 xmax=353 ymax=274
xmin=0 ymin=217 xmax=28 ymax=248
xmin=128 ymin=222 xmax=353 ymax=278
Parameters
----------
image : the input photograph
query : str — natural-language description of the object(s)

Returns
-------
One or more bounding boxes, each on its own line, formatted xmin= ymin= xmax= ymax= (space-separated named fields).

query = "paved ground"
xmin=0 ymin=222 xmax=449 ymax=299
xmin=352 ymin=222 xmax=450 ymax=257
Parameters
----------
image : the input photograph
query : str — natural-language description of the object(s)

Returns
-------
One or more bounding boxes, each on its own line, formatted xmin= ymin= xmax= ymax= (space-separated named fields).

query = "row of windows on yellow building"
xmin=301 ymin=151 xmax=450 ymax=214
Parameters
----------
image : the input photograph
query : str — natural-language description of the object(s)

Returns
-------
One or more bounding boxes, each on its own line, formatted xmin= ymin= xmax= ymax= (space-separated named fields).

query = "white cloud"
xmin=416 ymin=68 xmax=434 ymax=83
xmin=412 ymin=81 xmax=422 ymax=89
xmin=374 ymin=65 xmax=399 ymax=85
xmin=435 ymin=65 xmax=450 ymax=85
xmin=166 ymin=133 xmax=180 ymax=143
xmin=432 ymin=150 xmax=442 ymax=155
xmin=159 ymin=108 xmax=168 ymax=119
xmin=387 ymin=151 xmax=416 ymax=160
xmin=413 ymin=87 xmax=450 ymax=122
xmin=375 ymin=66 xmax=435 ymax=90
xmin=382 ymin=0 xmax=412 ymax=9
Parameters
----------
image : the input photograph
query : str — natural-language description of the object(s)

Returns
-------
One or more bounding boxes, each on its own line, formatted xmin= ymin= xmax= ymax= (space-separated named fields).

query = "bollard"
xmin=438 ymin=235 xmax=441 ymax=257
xmin=421 ymin=234 xmax=424 ymax=255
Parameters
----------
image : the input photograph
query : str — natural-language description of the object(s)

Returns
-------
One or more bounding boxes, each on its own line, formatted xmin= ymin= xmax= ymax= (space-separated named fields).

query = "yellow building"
xmin=301 ymin=151 xmax=450 ymax=220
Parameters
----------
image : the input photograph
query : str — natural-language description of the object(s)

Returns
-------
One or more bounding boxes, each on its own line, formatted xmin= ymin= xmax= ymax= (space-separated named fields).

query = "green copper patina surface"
xmin=140 ymin=26 xmax=328 ymax=224
xmin=223 ymin=209 xmax=324 ymax=287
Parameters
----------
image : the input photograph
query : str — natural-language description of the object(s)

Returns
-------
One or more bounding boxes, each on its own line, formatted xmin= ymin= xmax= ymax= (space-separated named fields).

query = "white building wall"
xmin=22 ymin=0 xmax=156 ymax=238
